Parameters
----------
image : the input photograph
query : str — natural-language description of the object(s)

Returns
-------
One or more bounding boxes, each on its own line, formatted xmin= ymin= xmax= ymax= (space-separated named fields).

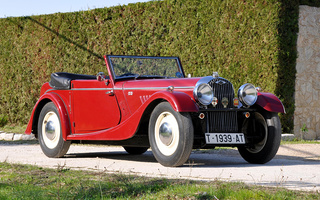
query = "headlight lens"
xmin=238 ymin=83 xmax=258 ymax=107
xmin=193 ymin=83 xmax=214 ymax=106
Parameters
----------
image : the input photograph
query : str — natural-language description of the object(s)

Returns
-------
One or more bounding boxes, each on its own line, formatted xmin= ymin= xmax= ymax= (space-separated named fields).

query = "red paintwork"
xmin=25 ymin=56 xmax=285 ymax=142
xmin=119 ymin=78 xmax=199 ymax=113
xmin=40 ymin=82 xmax=52 ymax=96
xmin=25 ymin=92 xmax=71 ymax=141
xmin=67 ymin=90 xmax=198 ymax=141
xmin=256 ymin=92 xmax=285 ymax=113
xmin=25 ymin=76 xmax=200 ymax=141
xmin=71 ymin=80 xmax=120 ymax=133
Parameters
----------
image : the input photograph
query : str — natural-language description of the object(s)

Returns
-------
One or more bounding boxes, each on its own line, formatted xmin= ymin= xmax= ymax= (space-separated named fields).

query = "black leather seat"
xmin=49 ymin=72 xmax=96 ymax=89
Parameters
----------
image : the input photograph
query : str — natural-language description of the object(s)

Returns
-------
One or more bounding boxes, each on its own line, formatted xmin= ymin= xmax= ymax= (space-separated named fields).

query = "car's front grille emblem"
xmin=215 ymin=80 xmax=226 ymax=85
xmin=222 ymin=97 xmax=229 ymax=108
xmin=212 ymin=97 xmax=218 ymax=107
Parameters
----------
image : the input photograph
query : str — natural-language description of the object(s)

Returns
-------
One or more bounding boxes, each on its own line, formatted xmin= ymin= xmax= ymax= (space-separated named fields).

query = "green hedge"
xmin=0 ymin=0 xmax=318 ymax=132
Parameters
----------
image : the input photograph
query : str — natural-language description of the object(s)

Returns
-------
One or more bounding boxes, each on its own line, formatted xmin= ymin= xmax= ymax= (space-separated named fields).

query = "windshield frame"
xmin=105 ymin=55 xmax=185 ymax=81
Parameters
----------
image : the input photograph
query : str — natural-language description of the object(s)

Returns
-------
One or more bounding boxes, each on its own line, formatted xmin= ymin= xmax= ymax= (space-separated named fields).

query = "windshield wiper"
xmin=118 ymin=73 xmax=172 ymax=80
xmin=118 ymin=73 xmax=140 ymax=79
xmin=142 ymin=75 xmax=171 ymax=79
xmin=118 ymin=73 xmax=138 ymax=77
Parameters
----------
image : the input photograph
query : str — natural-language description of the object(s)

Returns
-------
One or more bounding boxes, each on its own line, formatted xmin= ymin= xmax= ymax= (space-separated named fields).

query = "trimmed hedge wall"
xmin=0 ymin=0 xmax=319 ymax=132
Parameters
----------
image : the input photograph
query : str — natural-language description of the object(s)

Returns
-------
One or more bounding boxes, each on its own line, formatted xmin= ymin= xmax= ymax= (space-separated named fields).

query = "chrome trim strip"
xmin=45 ymin=88 xmax=111 ymax=93
xmin=120 ymin=86 xmax=194 ymax=90
xmin=45 ymin=89 xmax=55 ymax=94
xmin=46 ymin=86 xmax=194 ymax=92
xmin=71 ymin=88 xmax=109 ymax=91
xmin=195 ymin=76 xmax=215 ymax=87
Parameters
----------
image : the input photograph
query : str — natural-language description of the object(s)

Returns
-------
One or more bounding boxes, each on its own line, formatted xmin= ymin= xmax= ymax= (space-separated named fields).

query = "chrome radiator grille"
xmin=208 ymin=77 xmax=235 ymax=109
xmin=207 ymin=78 xmax=238 ymax=133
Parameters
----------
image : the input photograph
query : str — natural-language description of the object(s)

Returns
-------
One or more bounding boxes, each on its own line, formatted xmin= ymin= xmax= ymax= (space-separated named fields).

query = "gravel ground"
xmin=276 ymin=143 xmax=320 ymax=161
xmin=0 ymin=133 xmax=319 ymax=191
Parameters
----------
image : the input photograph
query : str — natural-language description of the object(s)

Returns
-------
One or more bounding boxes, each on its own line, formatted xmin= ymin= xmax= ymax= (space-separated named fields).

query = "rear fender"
xmin=147 ymin=91 xmax=199 ymax=112
xmin=25 ymin=93 xmax=71 ymax=140
xmin=255 ymin=92 xmax=285 ymax=113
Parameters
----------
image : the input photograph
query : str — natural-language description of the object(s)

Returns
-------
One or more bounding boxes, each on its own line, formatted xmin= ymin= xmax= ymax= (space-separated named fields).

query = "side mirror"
xmin=96 ymin=72 xmax=106 ymax=81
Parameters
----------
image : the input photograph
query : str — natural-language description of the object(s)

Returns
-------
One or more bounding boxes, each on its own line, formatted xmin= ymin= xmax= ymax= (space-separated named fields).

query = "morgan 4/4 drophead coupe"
xmin=25 ymin=55 xmax=285 ymax=167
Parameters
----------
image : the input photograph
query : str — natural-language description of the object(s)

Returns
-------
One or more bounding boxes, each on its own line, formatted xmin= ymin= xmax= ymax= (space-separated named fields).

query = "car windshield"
xmin=106 ymin=55 xmax=184 ymax=79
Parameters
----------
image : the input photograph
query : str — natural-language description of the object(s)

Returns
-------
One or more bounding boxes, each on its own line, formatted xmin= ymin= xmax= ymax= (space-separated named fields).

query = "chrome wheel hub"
xmin=42 ymin=111 xmax=60 ymax=149
xmin=45 ymin=121 xmax=56 ymax=140
xmin=154 ymin=112 xmax=179 ymax=156
xmin=159 ymin=122 xmax=173 ymax=146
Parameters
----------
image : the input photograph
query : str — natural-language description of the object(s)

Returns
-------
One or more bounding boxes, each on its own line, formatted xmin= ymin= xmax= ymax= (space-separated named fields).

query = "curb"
xmin=0 ymin=131 xmax=295 ymax=142
xmin=281 ymin=133 xmax=295 ymax=141
xmin=0 ymin=131 xmax=36 ymax=141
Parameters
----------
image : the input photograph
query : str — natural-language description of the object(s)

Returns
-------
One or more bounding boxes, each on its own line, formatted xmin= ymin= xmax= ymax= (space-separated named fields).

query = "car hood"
xmin=118 ymin=77 xmax=201 ymax=90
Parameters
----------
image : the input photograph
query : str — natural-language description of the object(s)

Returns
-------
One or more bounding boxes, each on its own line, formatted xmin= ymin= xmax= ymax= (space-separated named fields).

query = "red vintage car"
xmin=25 ymin=55 xmax=285 ymax=167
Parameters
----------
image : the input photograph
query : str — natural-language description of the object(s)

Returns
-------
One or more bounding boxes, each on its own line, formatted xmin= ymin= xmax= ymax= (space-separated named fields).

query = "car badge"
xmin=233 ymin=97 xmax=239 ymax=107
xmin=221 ymin=97 xmax=229 ymax=108
xmin=215 ymin=80 xmax=226 ymax=85
xmin=212 ymin=97 xmax=218 ymax=107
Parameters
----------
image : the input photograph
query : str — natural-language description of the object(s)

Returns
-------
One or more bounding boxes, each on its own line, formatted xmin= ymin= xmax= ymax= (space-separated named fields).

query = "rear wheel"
xmin=38 ymin=102 xmax=71 ymax=158
xmin=149 ymin=102 xmax=194 ymax=167
xmin=238 ymin=110 xmax=281 ymax=164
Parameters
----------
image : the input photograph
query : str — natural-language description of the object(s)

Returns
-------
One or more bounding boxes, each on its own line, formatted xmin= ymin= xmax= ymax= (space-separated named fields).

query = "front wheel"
xmin=38 ymin=102 xmax=71 ymax=158
xmin=238 ymin=110 xmax=281 ymax=164
xmin=149 ymin=102 xmax=194 ymax=167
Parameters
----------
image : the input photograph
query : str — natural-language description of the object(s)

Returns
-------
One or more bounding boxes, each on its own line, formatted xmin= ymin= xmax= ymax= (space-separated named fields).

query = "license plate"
xmin=205 ymin=133 xmax=245 ymax=144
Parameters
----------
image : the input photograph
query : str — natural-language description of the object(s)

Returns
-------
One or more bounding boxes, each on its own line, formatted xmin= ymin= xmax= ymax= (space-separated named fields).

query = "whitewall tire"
xmin=149 ymin=102 xmax=194 ymax=167
xmin=38 ymin=102 xmax=71 ymax=158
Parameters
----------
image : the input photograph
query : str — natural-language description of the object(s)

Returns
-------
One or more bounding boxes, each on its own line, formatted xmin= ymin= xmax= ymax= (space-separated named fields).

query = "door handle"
xmin=106 ymin=90 xmax=114 ymax=96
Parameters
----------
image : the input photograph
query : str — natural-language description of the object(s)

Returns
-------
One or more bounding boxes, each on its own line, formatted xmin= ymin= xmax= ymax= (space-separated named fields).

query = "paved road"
xmin=0 ymin=142 xmax=319 ymax=192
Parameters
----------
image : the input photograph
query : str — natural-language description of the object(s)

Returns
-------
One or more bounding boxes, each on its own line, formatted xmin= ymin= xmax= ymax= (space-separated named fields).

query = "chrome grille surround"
xmin=207 ymin=77 xmax=235 ymax=109
xmin=206 ymin=77 xmax=238 ymax=133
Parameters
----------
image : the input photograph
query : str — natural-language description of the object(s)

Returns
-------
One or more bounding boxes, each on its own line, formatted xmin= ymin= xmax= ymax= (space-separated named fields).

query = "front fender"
xmin=25 ymin=93 xmax=71 ymax=141
xmin=255 ymin=92 xmax=285 ymax=113
xmin=147 ymin=91 xmax=199 ymax=112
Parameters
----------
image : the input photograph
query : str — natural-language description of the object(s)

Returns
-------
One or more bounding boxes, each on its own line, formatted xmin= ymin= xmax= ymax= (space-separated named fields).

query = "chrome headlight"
xmin=238 ymin=83 xmax=257 ymax=107
xmin=193 ymin=83 xmax=214 ymax=106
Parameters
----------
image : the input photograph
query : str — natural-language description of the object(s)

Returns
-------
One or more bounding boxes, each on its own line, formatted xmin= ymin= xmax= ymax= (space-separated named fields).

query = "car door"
xmin=71 ymin=79 xmax=120 ymax=134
